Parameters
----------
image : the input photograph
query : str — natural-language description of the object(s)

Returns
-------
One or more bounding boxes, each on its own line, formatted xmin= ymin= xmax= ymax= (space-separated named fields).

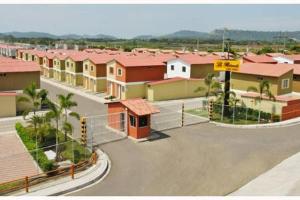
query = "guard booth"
xmin=106 ymin=98 xmax=160 ymax=139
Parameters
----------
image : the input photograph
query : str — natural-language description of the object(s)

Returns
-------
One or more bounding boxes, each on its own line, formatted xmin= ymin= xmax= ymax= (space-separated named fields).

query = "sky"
xmin=0 ymin=4 xmax=300 ymax=38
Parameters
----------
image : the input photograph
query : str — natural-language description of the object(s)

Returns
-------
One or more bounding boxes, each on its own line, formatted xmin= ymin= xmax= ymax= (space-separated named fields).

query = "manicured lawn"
xmin=15 ymin=122 xmax=91 ymax=172
xmin=186 ymin=108 xmax=269 ymax=125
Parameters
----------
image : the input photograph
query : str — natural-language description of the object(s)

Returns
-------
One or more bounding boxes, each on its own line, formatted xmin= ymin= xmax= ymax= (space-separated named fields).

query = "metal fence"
xmin=85 ymin=112 xmax=127 ymax=147
xmin=151 ymin=100 xmax=210 ymax=132
xmin=210 ymin=102 xmax=280 ymax=125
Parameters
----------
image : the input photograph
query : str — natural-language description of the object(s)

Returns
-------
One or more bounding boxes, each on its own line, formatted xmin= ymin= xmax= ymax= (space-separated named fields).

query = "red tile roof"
xmin=111 ymin=55 xmax=167 ymax=67
xmin=120 ymin=98 xmax=160 ymax=116
xmin=168 ymin=54 xmax=221 ymax=65
xmin=243 ymin=55 xmax=277 ymax=63
xmin=67 ymin=52 xmax=89 ymax=62
xmin=266 ymin=53 xmax=284 ymax=57
xmin=86 ymin=53 xmax=116 ymax=64
xmin=234 ymin=63 xmax=293 ymax=77
xmin=0 ymin=92 xmax=17 ymax=96
xmin=0 ymin=57 xmax=40 ymax=73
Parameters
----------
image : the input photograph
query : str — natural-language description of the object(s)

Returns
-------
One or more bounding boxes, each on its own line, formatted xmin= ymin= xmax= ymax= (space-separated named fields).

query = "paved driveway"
xmin=0 ymin=119 xmax=38 ymax=184
xmin=71 ymin=123 xmax=300 ymax=196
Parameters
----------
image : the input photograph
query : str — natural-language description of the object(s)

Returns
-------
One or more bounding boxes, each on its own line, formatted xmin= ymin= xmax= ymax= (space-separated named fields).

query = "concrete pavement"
xmin=41 ymin=77 xmax=300 ymax=196
xmin=70 ymin=122 xmax=300 ymax=196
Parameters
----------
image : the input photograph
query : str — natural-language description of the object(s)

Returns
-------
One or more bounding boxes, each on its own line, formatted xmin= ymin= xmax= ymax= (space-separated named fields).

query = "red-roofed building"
xmin=82 ymin=54 xmax=114 ymax=93
xmin=243 ymin=55 xmax=277 ymax=64
xmin=107 ymin=98 xmax=160 ymax=139
xmin=65 ymin=52 xmax=89 ymax=86
xmin=231 ymin=63 xmax=293 ymax=95
xmin=106 ymin=54 xmax=168 ymax=99
xmin=165 ymin=54 xmax=221 ymax=79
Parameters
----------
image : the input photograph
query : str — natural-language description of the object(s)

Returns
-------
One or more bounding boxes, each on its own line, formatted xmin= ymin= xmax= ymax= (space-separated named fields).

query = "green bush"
xmin=15 ymin=122 xmax=55 ymax=172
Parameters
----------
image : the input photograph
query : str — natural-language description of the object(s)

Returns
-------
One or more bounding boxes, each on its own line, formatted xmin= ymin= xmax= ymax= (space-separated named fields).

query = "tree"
xmin=247 ymin=80 xmax=276 ymax=122
xmin=18 ymin=82 xmax=48 ymax=118
xmin=195 ymin=73 xmax=222 ymax=100
xmin=46 ymin=100 xmax=62 ymax=160
xmin=57 ymin=93 xmax=80 ymax=141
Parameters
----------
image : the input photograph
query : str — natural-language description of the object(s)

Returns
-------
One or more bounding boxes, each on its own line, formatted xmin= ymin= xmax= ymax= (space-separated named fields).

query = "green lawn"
xmin=186 ymin=108 xmax=267 ymax=125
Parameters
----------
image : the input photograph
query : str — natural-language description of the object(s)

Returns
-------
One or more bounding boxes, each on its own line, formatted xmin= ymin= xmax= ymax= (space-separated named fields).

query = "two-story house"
xmin=106 ymin=55 xmax=167 ymax=100
xmin=42 ymin=52 xmax=55 ymax=78
xmin=53 ymin=53 xmax=69 ymax=82
xmin=65 ymin=53 xmax=88 ymax=86
xmin=83 ymin=54 xmax=114 ymax=93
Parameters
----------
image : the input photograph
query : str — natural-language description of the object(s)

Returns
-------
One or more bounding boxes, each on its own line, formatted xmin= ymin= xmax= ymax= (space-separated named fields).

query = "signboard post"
xmin=214 ymin=58 xmax=240 ymax=116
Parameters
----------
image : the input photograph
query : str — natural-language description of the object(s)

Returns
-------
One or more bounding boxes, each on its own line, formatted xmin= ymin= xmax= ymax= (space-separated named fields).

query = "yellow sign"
xmin=214 ymin=60 xmax=240 ymax=72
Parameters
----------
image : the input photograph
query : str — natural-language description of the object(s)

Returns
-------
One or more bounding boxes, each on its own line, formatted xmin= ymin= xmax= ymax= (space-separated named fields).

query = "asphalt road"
xmin=70 ymin=123 xmax=300 ymax=196
xmin=41 ymin=79 xmax=300 ymax=196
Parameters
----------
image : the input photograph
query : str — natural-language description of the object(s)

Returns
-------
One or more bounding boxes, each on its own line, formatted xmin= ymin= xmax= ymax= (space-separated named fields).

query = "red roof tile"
xmin=0 ymin=92 xmax=17 ymax=96
xmin=234 ymin=63 xmax=293 ymax=77
xmin=120 ymin=98 xmax=160 ymax=116
xmin=168 ymin=54 xmax=221 ymax=65
xmin=0 ymin=57 xmax=40 ymax=73
xmin=243 ymin=55 xmax=277 ymax=63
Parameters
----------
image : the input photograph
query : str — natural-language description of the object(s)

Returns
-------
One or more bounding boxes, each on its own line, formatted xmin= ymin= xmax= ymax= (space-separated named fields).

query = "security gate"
xmin=82 ymin=112 xmax=128 ymax=148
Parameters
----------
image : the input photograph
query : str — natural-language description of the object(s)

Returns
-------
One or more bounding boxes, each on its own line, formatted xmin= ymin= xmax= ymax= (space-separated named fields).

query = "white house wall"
xmin=273 ymin=56 xmax=294 ymax=64
xmin=166 ymin=59 xmax=191 ymax=79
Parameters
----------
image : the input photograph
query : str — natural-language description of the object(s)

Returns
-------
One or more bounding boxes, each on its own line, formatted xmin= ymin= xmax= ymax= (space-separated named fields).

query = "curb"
xmin=210 ymin=117 xmax=300 ymax=129
xmin=17 ymin=149 xmax=110 ymax=196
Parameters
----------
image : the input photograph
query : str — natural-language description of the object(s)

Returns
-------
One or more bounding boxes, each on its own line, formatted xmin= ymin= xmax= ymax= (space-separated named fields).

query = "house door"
xmin=118 ymin=85 xmax=122 ymax=99
xmin=120 ymin=113 xmax=125 ymax=132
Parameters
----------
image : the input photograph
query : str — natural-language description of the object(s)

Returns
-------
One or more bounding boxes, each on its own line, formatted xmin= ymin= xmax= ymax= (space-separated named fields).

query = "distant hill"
xmin=0 ymin=31 xmax=117 ymax=40
xmin=133 ymin=35 xmax=156 ymax=40
xmin=160 ymin=30 xmax=210 ymax=39
xmin=2 ymin=29 xmax=300 ymax=41
xmin=139 ymin=29 xmax=300 ymax=41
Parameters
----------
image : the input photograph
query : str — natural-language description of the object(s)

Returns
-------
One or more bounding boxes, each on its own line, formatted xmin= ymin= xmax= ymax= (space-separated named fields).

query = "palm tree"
xmin=247 ymin=80 xmax=276 ymax=122
xmin=195 ymin=73 xmax=222 ymax=99
xmin=18 ymin=82 xmax=48 ymax=118
xmin=46 ymin=100 xmax=62 ymax=160
xmin=57 ymin=93 xmax=80 ymax=141
xmin=62 ymin=122 xmax=75 ymax=163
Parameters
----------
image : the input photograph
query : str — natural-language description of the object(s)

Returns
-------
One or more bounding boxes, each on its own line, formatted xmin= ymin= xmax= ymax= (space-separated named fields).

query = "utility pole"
xmin=223 ymin=40 xmax=231 ymax=116
xmin=222 ymin=28 xmax=226 ymax=54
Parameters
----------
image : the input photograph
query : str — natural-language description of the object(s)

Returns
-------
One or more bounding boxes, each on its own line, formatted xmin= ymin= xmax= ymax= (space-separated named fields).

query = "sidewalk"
xmin=231 ymin=151 xmax=300 ymax=196
xmin=212 ymin=116 xmax=300 ymax=129
xmin=11 ymin=149 xmax=110 ymax=196
xmin=41 ymin=77 xmax=109 ymax=104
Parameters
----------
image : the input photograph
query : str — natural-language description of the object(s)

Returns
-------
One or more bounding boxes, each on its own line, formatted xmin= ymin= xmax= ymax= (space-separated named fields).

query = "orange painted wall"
xmin=115 ymin=65 xmax=165 ymax=83
xmin=107 ymin=102 xmax=125 ymax=131
xmin=281 ymin=100 xmax=300 ymax=120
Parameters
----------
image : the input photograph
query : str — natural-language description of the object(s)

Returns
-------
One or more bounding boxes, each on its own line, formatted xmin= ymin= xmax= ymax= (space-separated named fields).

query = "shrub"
xmin=15 ymin=122 xmax=55 ymax=172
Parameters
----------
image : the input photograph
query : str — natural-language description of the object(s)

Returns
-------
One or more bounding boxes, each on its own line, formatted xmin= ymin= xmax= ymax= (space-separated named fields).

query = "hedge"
xmin=15 ymin=123 xmax=54 ymax=172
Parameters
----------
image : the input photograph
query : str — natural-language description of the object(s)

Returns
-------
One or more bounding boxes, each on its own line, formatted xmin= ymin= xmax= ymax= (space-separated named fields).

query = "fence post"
xmin=221 ymin=103 xmax=224 ymax=122
xmin=245 ymin=107 xmax=248 ymax=125
xmin=70 ymin=165 xmax=74 ymax=179
xmin=232 ymin=106 xmax=235 ymax=124
xmin=181 ymin=102 xmax=184 ymax=127
xmin=92 ymin=152 xmax=97 ymax=165
xmin=208 ymin=101 xmax=213 ymax=121
xmin=25 ymin=176 xmax=29 ymax=193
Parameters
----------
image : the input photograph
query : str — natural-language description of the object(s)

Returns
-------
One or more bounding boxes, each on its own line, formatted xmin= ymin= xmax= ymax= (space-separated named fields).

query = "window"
xmin=91 ymin=66 xmax=94 ymax=71
xmin=171 ymin=65 xmax=175 ymax=70
xmin=182 ymin=66 xmax=186 ymax=72
xmin=282 ymin=79 xmax=290 ymax=89
xmin=138 ymin=116 xmax=148 ymax=127
xmin=85 ymin=64 xmax=88 ymax=70
xmin=129 ymin=115 xmax=136 ymax=127
xmin=0 ymin=73 xmax=6 ymax=77
xmin=117 ymin=68 xmax=122 ymax=76
xmin=54 ymin=60 xmax=56 ymax=65
xmin=109 ymin=67 xmax=114 ymax=74
xmin=121 ymin=86 xmax=125 ymax=92
xmin=66 ymin=62 xmax=69 ymax=67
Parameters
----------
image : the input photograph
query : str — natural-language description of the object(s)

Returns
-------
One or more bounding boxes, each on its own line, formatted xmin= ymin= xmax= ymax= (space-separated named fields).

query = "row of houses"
xmin=14 ymin=47 xmax=300 ymax=102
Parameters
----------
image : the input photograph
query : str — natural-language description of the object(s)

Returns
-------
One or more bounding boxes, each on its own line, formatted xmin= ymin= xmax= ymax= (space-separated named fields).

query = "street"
xmin=41 ymin=79 xmax=300 ymax=196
